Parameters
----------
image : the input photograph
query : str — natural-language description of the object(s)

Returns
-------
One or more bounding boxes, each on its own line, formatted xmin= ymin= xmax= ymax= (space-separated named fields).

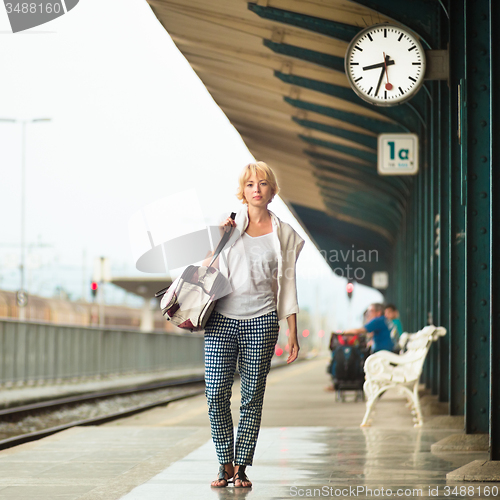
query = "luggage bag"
xmin=328 ymin=334 xmax=365 ymax=402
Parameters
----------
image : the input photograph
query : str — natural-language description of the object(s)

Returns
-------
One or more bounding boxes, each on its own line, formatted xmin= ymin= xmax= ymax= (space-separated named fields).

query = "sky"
xmin=0 ymin=0 xmax=382 ymax=332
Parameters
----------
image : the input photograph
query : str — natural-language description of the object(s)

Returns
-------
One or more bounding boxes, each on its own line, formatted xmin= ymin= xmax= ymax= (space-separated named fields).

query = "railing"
xmin=0 ymin=319 xmax=204 ymax=386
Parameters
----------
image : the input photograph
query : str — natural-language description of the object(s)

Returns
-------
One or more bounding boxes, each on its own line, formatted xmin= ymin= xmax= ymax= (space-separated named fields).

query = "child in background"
xmin=384 ymin=304 xmax=403 ymax=352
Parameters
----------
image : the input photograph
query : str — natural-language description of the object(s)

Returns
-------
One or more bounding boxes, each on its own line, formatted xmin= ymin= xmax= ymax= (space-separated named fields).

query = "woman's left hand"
xmin=286 ymin=314 xmax=299 ymax=364
xmin=287 ymin=337 xmax=300 ymax=364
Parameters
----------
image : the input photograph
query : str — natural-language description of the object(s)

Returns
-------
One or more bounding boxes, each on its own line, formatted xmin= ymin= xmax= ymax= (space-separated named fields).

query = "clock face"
xmin=345 ymin=24 xmax=426 ymax=107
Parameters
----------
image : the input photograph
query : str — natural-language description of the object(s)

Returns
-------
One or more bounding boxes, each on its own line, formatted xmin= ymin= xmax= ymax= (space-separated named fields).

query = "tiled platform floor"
xmin=0 ymin=358 xmax=496 ymax=499
xmin=120 ymin=426 xmax=492 ymax=500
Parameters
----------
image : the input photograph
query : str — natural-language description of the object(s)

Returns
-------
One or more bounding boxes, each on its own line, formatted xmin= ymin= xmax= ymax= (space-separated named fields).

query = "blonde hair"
xmin=236 ymin=161 xmax=280 ymax=204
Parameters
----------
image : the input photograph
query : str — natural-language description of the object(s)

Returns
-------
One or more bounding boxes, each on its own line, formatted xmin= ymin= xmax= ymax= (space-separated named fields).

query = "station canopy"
xmin=148 ymin=0 xmax=422 ymax=286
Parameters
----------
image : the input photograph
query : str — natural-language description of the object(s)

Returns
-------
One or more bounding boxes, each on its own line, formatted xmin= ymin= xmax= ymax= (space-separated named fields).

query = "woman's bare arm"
xmin=286 ymin=313 xmax=300 ymax=364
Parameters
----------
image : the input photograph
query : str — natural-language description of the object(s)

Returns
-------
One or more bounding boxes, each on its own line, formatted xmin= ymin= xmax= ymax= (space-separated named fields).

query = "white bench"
xmin=360 ymin=325 xmax=447 ymax=427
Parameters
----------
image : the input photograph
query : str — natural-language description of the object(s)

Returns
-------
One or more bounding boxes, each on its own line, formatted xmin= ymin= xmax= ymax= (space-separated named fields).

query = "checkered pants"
xmin=204 ymin=310 xmax=279 ymax=466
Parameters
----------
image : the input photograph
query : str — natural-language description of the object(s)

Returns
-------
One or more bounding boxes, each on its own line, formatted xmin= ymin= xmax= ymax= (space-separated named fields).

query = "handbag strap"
xmin=208 ymin=212 xmax=236 ymax=268
xmin=154 ymin=212 xmax=236 ymax=299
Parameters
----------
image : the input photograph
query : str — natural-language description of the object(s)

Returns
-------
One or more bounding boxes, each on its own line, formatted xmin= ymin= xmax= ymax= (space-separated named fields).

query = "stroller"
xmin=327 ymin=333 xmax=366 ymax=402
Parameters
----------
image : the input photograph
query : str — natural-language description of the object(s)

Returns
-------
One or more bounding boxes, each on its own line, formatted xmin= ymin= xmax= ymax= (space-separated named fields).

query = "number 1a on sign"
xmin=378 ymin=133 xmax=419 ymax=175
xmin=388 ymin=141 xmax=411 ymax=160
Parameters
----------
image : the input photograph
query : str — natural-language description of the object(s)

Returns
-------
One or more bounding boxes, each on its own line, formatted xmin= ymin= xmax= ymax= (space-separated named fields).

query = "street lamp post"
xmin=0 ymin=117 xmax=52 ymax=320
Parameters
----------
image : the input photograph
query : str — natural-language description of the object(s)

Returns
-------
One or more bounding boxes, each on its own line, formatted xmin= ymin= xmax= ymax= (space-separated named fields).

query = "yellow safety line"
xmin=158 ymin=401 xmax=208 ymax=426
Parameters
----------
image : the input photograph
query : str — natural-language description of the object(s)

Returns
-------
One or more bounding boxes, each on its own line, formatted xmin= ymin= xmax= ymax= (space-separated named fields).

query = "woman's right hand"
xmin=220 ymin=217 xmax=237 ymax=234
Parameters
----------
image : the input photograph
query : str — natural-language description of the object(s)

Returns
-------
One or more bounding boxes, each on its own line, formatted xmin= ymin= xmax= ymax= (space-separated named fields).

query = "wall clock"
xmin=345 ymin=24 xmax=426 ymax=107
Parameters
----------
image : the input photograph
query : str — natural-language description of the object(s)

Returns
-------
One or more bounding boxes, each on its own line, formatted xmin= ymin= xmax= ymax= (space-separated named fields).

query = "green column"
xmin=448 ymin=1 xmax=467 ymax=417
xmin=489 ymin=0 xmax=500 ymax=462
xmin=438 ymin=79 xmax=451 ymax=403
xmin=463 ymin=0 xmax=491 ymax=435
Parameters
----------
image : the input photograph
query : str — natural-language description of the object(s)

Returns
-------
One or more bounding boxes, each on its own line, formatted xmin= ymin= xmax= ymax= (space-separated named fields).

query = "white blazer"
xmin=218 ymin=206 xmax=305 ymax=321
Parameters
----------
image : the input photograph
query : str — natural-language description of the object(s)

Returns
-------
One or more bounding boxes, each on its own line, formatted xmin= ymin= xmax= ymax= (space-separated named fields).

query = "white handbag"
xmin=155 ymin=213 xmax=235 ymax=331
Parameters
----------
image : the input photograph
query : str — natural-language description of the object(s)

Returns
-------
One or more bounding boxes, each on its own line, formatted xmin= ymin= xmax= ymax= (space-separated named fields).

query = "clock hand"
xmin=375 ymin=66 xmax=385 ymax=97
xmin=383 ymin=53 xmax=393 ymax=91
xmin=363 ymin=60 xmax=395 ymax=71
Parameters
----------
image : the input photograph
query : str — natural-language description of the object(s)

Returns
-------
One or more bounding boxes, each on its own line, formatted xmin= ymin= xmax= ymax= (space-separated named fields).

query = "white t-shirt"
xmin=215 ymin=230 xmax=278 ymax=319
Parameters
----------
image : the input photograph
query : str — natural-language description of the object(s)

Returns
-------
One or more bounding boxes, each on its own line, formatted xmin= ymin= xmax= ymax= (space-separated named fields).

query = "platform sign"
xmin=378 ymin=133 xmax=419 ymax=175
xmin=372 ymin=272 xmax=389 ymax=290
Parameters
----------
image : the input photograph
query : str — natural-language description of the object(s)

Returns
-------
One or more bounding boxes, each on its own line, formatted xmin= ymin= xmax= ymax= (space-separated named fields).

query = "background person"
xmin=384 ymin=304 xmax=403 ymax=352
xmin=344 ymin=303 xmax=393 ymax=354
xmin=203 ymin=161 xmax=304 ymax=488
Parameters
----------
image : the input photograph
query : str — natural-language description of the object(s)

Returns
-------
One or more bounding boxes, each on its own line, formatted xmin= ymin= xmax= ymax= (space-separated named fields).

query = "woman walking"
xmin=203 ymin=161 xmax=304 ymax=488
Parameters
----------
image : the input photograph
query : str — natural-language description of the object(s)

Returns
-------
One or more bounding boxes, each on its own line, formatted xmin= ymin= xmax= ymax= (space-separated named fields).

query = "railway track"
xmin=0 ymin=376 xmax=205 ymax=451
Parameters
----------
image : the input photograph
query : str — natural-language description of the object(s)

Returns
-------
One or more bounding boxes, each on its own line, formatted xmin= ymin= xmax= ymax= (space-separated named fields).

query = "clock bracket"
xmin=424 ymin=50 xmax=449 ymax=81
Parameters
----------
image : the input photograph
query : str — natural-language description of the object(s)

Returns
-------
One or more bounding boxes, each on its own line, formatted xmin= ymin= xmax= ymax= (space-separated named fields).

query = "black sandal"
xmin=211 ymin=464 xmax=232 ymax=488
xmin=234 ymin=465 xmax=252 ymax=488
